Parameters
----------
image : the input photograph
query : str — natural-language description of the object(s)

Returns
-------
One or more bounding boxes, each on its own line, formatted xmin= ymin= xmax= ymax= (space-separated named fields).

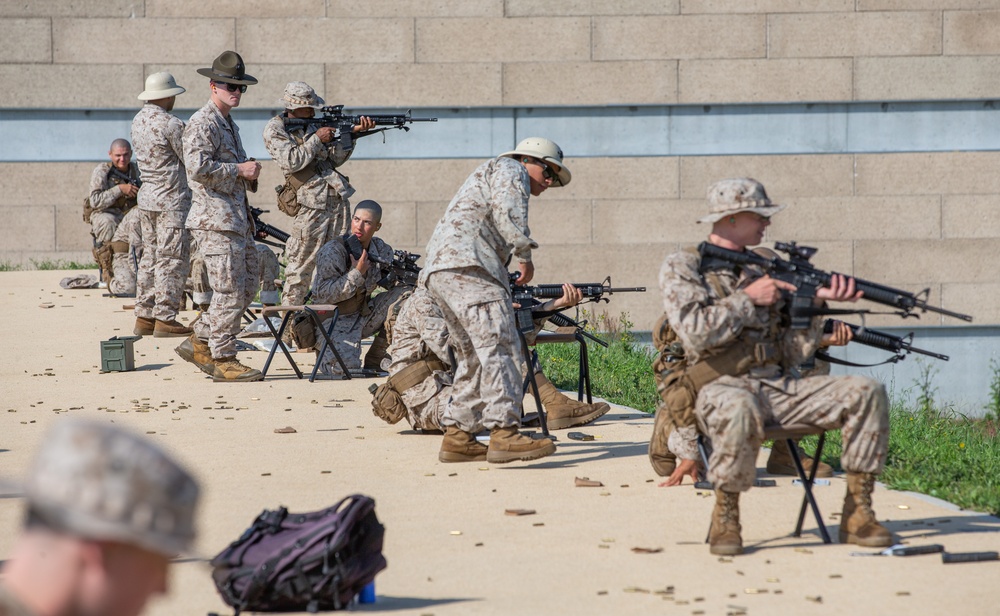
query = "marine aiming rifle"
xmin=509 ymin=274 xmax=647 ymax=334
xmin=816 ymin=319 xmax=948 ymax=367
xmin=249 ymin=206 xmax=290 ymax=248
xmin=108 ymin=167 xmax=142 ymax=188
xmin=698 ymin=241 xmax=973 ymax=328
xmin=283 ymin=105 xmax=438 ymax=152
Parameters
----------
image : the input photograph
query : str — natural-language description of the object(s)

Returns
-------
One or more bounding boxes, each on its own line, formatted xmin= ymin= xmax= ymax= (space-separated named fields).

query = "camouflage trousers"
xmin=190 ymin=228 xmax=259 ymax=359
xmin=697 ymin=373 xmax=889 ymax=492
xmin=317 ymin=285 xmax=410 ymax=377
xmin=256 ymin=245 xmax=281 ymax=305
xmin=283 ymin=197 xmax=349 ymax=306
xmin=109 ymin=251 xmax=137 ymax=296
xmin=135 ymin=209 xmax=190 ymax=322
xmin=91 ymin=209 xmax=124 ymax=246
xmin=402 ymin=371 xmax=453 ymax=431
xmin=424 ymin=268 xmax=523 ymax=433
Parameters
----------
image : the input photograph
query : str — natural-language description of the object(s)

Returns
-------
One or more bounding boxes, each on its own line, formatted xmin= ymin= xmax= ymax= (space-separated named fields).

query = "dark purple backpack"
xmin=210 ymin=494 xmax=387 ymax=613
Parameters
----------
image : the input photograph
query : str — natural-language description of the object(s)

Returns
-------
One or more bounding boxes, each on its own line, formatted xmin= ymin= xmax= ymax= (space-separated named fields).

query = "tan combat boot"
xmin=134 ymin=316 xmax=155 ymax=336
xmin=438 ymin=426 xmax=488 ymax=463
xmin=175 ymin=334 xmax=215 ymax=375
xmin=766 ymin=438 xmax=834 ymax=478
xmin=212 ymin=356 xmax=263 ymax=383
xmin=709 ymin=490 xmax=743 ymax=556
xmin=529 ymin=372 xmax=611 ymax=430
xmin=648 ymin=403 xmax=677 ymax=477
xmin=486 ymin=427 xmax=556 ymax=464
xmin=153 ymin=318 xmax=193 ymax=338
xmin=363 ymin=331 xmax=390 ymax=371
xmin=840 ymin=472 xmax=893 ymax=547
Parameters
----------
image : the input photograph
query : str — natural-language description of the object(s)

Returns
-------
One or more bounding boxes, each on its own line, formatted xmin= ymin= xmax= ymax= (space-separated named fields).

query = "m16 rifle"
xmin=340 ymin=235 xmax=421 ymax=290
xmin=509 ymin=274 xmax=646 ymax=334
xmin=249 ymin=207 xmax=290 ymax=249
xmin=108 ymin=167 xmax=142 ymax=188
xmin=698 ymin=241 xmax=973 ymax=328
xmin=283 ymin=105 xmax=437 ymax=153
xmin=815 ymin=319 xmax=949 ymax=367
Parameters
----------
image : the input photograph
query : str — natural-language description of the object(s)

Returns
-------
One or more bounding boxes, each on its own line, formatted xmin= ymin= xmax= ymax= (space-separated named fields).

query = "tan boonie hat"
xmin=278 ymin=81 xmax=325 ymax=110
xmin=500 ymin=137 xmax=572 ymax=187
xmin=138 ymin=71 xmax=186 ymax=101
xmin=23 ymin=418 xmax=200 ymax=557
xmin=197 ymin=50 xmax=258 ymax=86
xmin=698 ymin=177 xmax=786 ymax=224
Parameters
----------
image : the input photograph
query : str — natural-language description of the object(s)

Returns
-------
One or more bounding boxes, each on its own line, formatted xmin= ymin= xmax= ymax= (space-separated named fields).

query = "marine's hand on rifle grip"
xmin=821 ymin=320 xmax=853 ymax=348
xmin=516 ymin=261 xmax=534 ymax=285
xmin=316 ymin=126 xmax=336 ymax=143
xmin=552 ymin=283 xmax=583 ymax=309
xmin=353 ymin=249 xmax=370 ymax=275
xmin=353 ymin=116 xmax=376 ymax=133
xmin=119 ymin=183 xmax=139 ymax=198
xmin=237 ymin=160 xmax=262 ymax=181
xmin=743 ymin=276 xmax=796 ymax=306
xmin=816 ymin=273 xmax=863 ymax=304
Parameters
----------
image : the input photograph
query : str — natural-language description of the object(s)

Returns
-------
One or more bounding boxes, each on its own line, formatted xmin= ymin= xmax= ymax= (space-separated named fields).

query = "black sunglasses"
xmin=522 ymin=157 xmax=557 ymax=181
xmin=214 ymin=81 xmax=247 ymax=93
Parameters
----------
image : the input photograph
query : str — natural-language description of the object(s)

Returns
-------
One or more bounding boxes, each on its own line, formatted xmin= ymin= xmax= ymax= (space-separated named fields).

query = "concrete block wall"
xmin=1 ymin=2 xmax=998 ymax=332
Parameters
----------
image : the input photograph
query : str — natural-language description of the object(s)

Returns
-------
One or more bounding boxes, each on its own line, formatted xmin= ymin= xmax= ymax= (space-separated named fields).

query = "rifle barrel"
xmin=700 ymin=242 xmax=972 ymax=323
xmin=841 ymin=322 xmax=949 ymax=361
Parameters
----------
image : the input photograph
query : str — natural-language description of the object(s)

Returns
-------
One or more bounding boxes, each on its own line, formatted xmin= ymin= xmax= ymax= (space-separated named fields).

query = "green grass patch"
xmin=537 ymin=311 xmax=1000 ymax=516
xmin=536 ymin=311 xmax=659 ymax=414
xmin=0 ymin=262 xmax=21 ymax=272
xmin=797 ymin=407 xmax=1000 ymax=516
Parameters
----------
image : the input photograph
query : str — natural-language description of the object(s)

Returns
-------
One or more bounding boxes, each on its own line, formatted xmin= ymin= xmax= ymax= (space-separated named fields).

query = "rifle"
xmin=698 ymin=241 xmax=973 ymax=328
xmin=108 ymin=167 xmax=142 ymax=188
xmin=817 ymin=319 xmax=949 ymax=367
xmin=249 ymin=207 xmax=290 ymax=248
xmin=509 ymin=274 xmax=646 ymax=334
xmin=525 ymin=298 xmax=609 ymax=348
xmin=340 ymin=236 xmax=420 ymax=290
xmin=376 ymin=250 xmax=421 ymax=289
xmin=283 ymin=105 xmax=437 ymax=152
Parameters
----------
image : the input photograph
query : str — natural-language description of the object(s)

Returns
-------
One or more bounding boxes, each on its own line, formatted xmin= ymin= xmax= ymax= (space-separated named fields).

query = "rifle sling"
xmin=389 ymin=358 xmax=447 ymax=393
xmin=814 ymin=349 xmax=901 ymax=369
xmin=287 ymin=162 xmax=319 ymax=189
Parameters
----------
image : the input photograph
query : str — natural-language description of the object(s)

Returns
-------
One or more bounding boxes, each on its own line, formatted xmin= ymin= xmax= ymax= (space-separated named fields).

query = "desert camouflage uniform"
xmin=311 ymin=236 xmax=404 ymax=377
xmin=132 ymin=103 xmax=192 ymax=322
xmin=263 ymin=115 xmax=355 ymax=306
xmin=387 ymin=288 xmax=549 ymax=431
xmin=89 ymin=161 xmax=139 ymax=246
xmin=386 ymin=287 xmax=453 ymax=430
xmin=659 ymin=249 xmax=889 ymax=493
xmin=256 ymin=244 xmax=282 ymax=304
xmin=109 ymin=207 xmax=142 ymax=296
xmin=183 ymin=99 xmax=258 ymax=359
xmin=418 ymin=156 xmax=536 ymax=433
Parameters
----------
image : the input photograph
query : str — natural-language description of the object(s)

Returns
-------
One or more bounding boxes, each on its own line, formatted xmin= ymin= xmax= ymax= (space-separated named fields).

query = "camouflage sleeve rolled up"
xmin=89 ymin=162 xmax=124 ymax=212
xmin=658 ymin=250 xmax=757 ymax=362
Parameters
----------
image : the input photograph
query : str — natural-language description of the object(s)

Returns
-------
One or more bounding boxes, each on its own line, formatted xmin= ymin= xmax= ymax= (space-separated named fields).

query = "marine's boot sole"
xmin=486 ymin=441 xmax=557 ymax=464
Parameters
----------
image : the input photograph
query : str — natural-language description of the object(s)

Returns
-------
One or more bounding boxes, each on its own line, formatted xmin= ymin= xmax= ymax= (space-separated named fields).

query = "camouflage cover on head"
xmin=698 ymin=177 xmax=786 ymax=224
xmin=23 ymin=418 xmax=199 ymax=557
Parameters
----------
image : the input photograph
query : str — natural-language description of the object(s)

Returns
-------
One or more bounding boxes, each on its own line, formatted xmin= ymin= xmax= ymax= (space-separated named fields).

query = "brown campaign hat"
xmin=197 ymin=50 xmax=258 ymax=86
